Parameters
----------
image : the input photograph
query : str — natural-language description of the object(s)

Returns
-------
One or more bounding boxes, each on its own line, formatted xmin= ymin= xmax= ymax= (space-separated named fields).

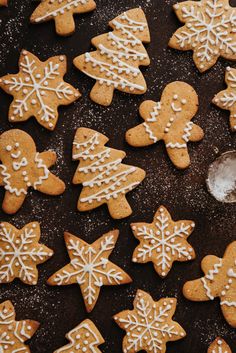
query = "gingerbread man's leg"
xmin=2 ymin=191 xmax=26 ymax=214
xmin=188 ymin=124 xmax=204 ymax=142
xmin=55 ymin=13 xmax=75 ymax=36
xmin=166 ymin=146 xmax=190 ymax=169
xmin=221 ymin=302 xmax=236 ymax=328
xmin=90 ymin=82 xmax=115 ymax=106
xmin=35 ymin=173 xmax=65 ymax=195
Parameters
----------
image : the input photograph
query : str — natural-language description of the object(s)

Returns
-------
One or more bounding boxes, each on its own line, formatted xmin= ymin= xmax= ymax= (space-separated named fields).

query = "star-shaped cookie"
xmin=30 ymin=0 xmax=96 ymax=36
xmin=54 ymin=319 xmax=104 ymax=353
xmin=208 ymin=338 xmax=232 ymax=353
xmin=213 ymin=67 xmax=236 ymax=131
xmin=131 ymin=206 xmax=196 ymax=278
xmin=0 ymin=300 xmax=39 ymax=353
xmin=114 ymin=290 xmax=186 ymax=353
xmin=169 ymin=0 xmax=236 ymax=72
xmin=0 ymin=50 xmax=81 ymax=130
xmin=0 ymin=221 xmax=53 ymax=285
xmin=47 ymin=230 xmax=132 ymax=312
xmin=183 ymin=241 xmax=236 ymax=328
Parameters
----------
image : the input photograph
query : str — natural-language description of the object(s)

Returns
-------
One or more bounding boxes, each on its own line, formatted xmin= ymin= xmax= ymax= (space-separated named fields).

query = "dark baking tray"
xmin=0 ymin=0 xmax=235 ymax=352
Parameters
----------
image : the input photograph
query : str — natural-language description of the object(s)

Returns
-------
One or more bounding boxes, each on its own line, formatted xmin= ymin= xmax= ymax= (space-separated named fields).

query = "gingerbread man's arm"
xmin=2 ymin=191 xmax=27 ymax=214
xmin=35 ymin=173 xmax=65 ymax=195
xmin=188 ymin=124 xmax=204 ymax=142
xmin=38 ymin=151 xmax=57 ymax=168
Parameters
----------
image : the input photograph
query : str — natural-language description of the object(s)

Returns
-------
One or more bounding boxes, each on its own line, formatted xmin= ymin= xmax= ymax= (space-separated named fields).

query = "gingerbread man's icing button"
xmin=0 ymin=50 xmax=81 ymax=130
xmin=169 ymin=0 xmax=236 ymax=72
xmin=0 ymin=129 xmax=65 ymax=214
xmin=0 ymin=300 xmax=39 ymax=353
xmin=31 ymin=0 xmax=96 ymax=36
xmin=208 ymin=337 xmax=232 ymax=353
xmin=183 ymin=241 xmax=236 ymax=328
xmin=126 ymin=81 xmax=204 ymax=169
xmin=114 ymin=290 xmax=186 ymax=353
xmin=213 ymin=67 xmax=236 ymax=132
xmin=131 ymin=205 xmax=196 ymax=278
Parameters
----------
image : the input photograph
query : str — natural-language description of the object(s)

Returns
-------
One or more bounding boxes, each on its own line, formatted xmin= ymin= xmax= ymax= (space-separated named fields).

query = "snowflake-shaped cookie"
xmin=114 ymin=290 xmax=186 ymax=353
xmin=131 ymin=206 xmax=195 ymax=278
xmin=208 ymin=338 xmax=232 ymax=353
xmin=0 ymin=222 xmax=53 ymax=285
xmin=31 ymin=0 xmax=96 ymax=36
xmin=47 ymin=230 xmax=132 ymax=312
xmin=183 ymin=241 xmax=236 ymax=328
xmin=213 ymin=66 xmax=236 ymax=131
xmin=54 ymin=319 xmax=104 ymax=353
xmin=169 ymin=0 xmax=236 ymax=72
xmin=0 ymin=50 xmax=81 ymax=130
xmin=0 ymin=300 xmax=39 ymax=353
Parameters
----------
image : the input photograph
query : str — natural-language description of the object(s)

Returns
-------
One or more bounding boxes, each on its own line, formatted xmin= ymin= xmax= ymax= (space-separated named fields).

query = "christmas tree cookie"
xmin=48 ymin=230 xmax=132 ymax=312
xmin=0 ymin=129 xmax=65 ymax=214
xmin=114 ymin=290 xmax=186 ymax=353
xmin=72 ymin=128 xmax=146 ymax=219
xmin=131 ymin=206 xmax=196 ymax=278
xmin=0 ymin=50 xmax=81 ymax=131
xmin=0 ymin=300 xmax=39 ymax=353
xmin=183 ymin=241 xmax=236 ymax=328
xmin=169 ymin=0 xmax=236 ymax=72
xmin=31 ymin=0 xmax=96 ymax=36
xmin=126 ymin=82 xmax=204 ymax=169
xmin=0 ymin=222 xmax=53 ymax=285
xmin=73 ymin=8 xmax=150 ymax=106
xmin=208 ymin=338 xmax=232 ymax=353
xmin=54 ymin=319 xmax=104 ymax=353
xmin=213 ymin=67 xmax=236 ymax=131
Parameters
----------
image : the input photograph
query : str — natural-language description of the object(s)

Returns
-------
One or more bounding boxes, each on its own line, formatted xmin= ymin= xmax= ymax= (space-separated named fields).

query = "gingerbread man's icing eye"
xmin=5 ymin=145 xmax=12 ymax=152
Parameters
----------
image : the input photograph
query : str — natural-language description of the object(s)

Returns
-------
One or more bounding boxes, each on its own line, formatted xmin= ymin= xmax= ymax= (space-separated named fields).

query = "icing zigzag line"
xmin=0 ymin=164 xmax=27 ymax=196
xmin=33 ymin=153 xmax=49 ymax=189
xmin=205 ymin=260 xmax=223 ymax=280
xmin=143 ymin=123 xmax=157 ymax=143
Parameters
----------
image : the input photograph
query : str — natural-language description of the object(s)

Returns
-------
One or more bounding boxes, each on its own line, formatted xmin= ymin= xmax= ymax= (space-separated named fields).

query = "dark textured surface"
xmin=0 ymin=0 xmax=236 ymax=352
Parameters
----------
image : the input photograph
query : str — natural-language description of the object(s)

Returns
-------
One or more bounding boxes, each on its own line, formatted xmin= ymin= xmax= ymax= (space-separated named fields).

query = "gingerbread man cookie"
xmin=0 ymin=222 xmax=53 ymax=285
xmin=0 ymin=129 xmax=65 ymax=214
xmin=0 ymin=300 xmax=39 ymax=353
xmin=183 ymin=241 xmax=236 ymax=328
xmin=73 ymin=8 xmax=150 ymax=106
xmin=169 ymin=0 xmax=236 ymax=72
xmin=54 ymin=319 xmax=104 ymax=353
xmin=126 ymin=82 xmax=204 ymax=169
xmin=0 ymin=50 xmax=81 ymax=131
xmin=31 ymin=0 xmax=96 ymax=36
xmin=208 ymin=338 xmax=232 ymax=353
xmin=72 ymin=128 xmax=146 ymax=219
xmin=48 ymin=230 xmax=132 ymax=312
xmin=131 ymin=206 xmax=196 ymax=278
xmin=114 ymin=290 xmax=186 ymax=353
xmin=213 ymin=67 xmax=236 ymax=131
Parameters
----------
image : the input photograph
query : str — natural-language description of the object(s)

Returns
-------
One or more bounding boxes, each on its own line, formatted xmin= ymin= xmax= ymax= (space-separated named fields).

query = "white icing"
xmin=81 ymin=11 xmax=149 ymax=92
xmin=174 ymin=0 xmax=236 ymax=69
xmin=33 ymin=0 xmax=89 ymax=22
xmin=73 ymin=132 xmax=140 ymax=204
xmin=220 ymin=267 xmax=236 ymax=307
xmin=1 ymin=52 xmax=76 ymax=128
xmin=0 ymin=164 xmax=27 ymax=196
xmin=53 ymin=234 xmax=124 ymax=307
xmin=33 ymin=152 xmax=49 ymax=189
xmin=115 ymin=292 xmax=185 ymax=353
xmin=146 ymin=102 xmax=161 ymax=122
xmin=132 ymin=207 xmax=194 ymax=277
xmin=201 ymin=259 xmax=223 ymax=300
xmin=171 ymin=102 xmax=182 ymax=112
xmin=143 ymin=122 xmax=157 ymax=143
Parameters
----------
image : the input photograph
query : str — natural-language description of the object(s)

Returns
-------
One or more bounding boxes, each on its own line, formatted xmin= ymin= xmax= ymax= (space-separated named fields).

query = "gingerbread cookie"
xmin=0 ymin=129 xmax=65 ymax=214
xmin=213 ymin=67 xmax=236 ymax=131
xmin=0 ymin=0 xmax=7 ymax=6
xmin=72 ymin=128 xmax=146 ymax=219
xmin=73 ymin=8 xmax=150 ymax=106
xmin=0 ymin=221 xmax=53 ymax=285
xmin=114 ymin=290 xmax=186 ymax=353
xmin=208 ymin=338 xmax=232 ymax=353
xmin=0 ymin=50 xmax=80 ymax=130
xmin=54 ymin=319 xmax=104 ymax=353
xmin=183 ymin=241 xmax=236 ymax=328
xmin=0 ymin=300 xmax=39 ymax=353
xmin=48 ymin=230 xmax=132 ymax=312
xmin=131 ymin=206 xmax=196 ymax=278
xmin=30 ymin=0 xmax=96 ymax=36
xmin=169 ymin=0 xmax=236 ymax=73
xmin=126 ymin=82 xmax=204 ymax=169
